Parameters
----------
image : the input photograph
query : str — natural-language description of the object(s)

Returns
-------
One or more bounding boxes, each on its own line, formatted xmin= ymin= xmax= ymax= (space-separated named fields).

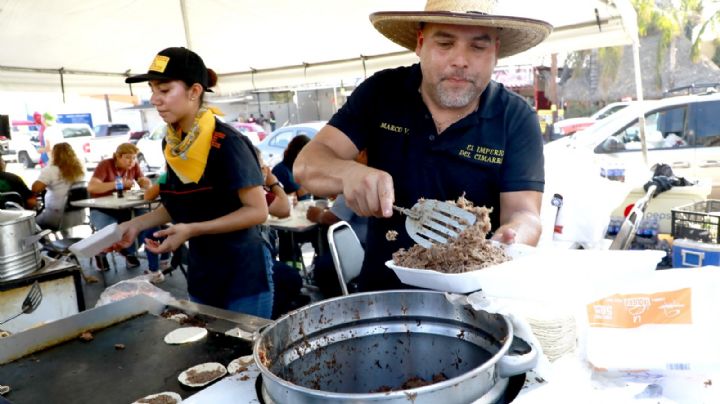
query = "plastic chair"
xmin=38 ymin=182 xmax=115 ymax=283
xmin=39 ymin=182 xmax=87 ymax=250
xmin=327 ymin=221 xmax=364 ymax=295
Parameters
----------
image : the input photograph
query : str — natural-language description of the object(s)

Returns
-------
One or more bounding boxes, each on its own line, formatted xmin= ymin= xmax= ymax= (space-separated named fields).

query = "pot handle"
xmin=497 ymin=336 xmax=539 ymax=378
xmin=4 ymin=201 xmax=24 ymax=211
xmin=22 ymin=229 xmax=53 ymax=249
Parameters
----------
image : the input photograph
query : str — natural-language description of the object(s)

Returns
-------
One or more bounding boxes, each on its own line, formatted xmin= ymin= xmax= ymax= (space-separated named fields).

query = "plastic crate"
xmin=671 ymin=200 xmax=720 ymax=244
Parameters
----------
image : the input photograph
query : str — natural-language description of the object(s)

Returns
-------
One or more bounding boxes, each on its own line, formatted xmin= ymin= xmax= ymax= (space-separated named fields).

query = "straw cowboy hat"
xmin=370 ymin=0 xmax=553 ymax=59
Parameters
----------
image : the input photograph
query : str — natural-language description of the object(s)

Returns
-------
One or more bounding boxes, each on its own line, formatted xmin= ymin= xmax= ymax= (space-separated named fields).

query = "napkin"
xmin=69 ymin=223 xmax=123 ymax=258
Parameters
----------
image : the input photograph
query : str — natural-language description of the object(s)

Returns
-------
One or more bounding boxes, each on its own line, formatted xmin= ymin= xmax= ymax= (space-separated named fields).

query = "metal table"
xmin=266 ymin=211 xmax=323 ymax=281
xmin=0 ymin=256 xmax=83 ymax=334
xmin=70 ymin=194 xmax=153 ymax=211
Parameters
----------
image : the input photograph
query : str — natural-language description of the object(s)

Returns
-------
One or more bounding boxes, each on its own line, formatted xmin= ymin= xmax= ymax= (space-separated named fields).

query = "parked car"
xmin=545 ymin=92 xmax=720 ymax=197
xmin=552 ymin=101 xmax=632 ymax=139
xmin=91 ymin=123 xmax=133 ymax=163
xmin=135 ymin=126 xmax=166 ymax=172
xmin=10 ymin=123 xmax=95 ymax=168
xmin=0 ymin=135 xmax=9 ymax=156
xmin=94 ymin=123 xmax=131 ymax=138
xmin=256 ymin=121 xmax=326 ymax=167
xmin=230 ymin=122 xmax=266 ymax=144
xmin=129 ymin=130 xmax=148 ymax=144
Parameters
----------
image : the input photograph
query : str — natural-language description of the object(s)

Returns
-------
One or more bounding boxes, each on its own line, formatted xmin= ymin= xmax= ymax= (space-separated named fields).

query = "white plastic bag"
xmin=582 ymin=267 xmax=720 ymax=380
xmin=95 ymin=278 xmax=177 ymax=308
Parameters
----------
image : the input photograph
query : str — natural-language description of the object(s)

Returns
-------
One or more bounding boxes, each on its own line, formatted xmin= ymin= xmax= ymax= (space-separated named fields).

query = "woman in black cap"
xmin=113 ymin=47 xmax=274 ymax=318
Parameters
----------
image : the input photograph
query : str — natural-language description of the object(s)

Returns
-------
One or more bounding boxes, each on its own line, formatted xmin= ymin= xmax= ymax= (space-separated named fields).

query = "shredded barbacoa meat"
xmin=392 ymin=196 xmax=510 ymax=273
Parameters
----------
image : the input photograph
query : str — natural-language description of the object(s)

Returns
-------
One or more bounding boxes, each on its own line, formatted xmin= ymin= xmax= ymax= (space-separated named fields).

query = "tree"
xmin=692 ymin=4 xmax=720 ymax=60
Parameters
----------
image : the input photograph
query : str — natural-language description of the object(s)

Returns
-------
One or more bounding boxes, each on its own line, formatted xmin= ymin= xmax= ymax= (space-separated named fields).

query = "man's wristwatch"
xmin=267 ymin=182 xmax=283 ymax=190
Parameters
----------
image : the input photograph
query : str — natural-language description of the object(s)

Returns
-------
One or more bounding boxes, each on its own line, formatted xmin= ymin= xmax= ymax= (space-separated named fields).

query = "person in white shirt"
xmin=32 ymin=142 xmax=86 ymax=234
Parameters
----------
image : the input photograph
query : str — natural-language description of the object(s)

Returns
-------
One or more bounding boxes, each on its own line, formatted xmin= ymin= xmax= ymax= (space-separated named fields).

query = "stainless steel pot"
xmin=254 ymin=290 xmax=537 ymax=404
xmin=0 ymin=209 xmax=48 ymax=280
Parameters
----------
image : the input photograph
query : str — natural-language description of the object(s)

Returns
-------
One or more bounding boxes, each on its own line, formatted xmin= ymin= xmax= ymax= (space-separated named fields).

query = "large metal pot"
xmin=254 ymin=290 xmax=537 ymax=404
xmin=0 ymin=209 xmax=47 ymax=280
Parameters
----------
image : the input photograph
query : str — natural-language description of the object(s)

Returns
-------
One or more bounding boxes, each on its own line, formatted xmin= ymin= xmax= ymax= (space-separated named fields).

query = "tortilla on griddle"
xmin=178 ymin=362 xmax=227 ymax=388
xmin=227 ymin=355 xmax=254 ymax=375
xmin=131 ymin=391 xmax=181 ymax=404
xmin=163 ymin=326 xmax=207 ymax=345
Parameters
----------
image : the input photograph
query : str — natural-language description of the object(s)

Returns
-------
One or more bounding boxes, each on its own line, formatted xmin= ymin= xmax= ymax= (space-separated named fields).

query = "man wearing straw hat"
xmin=294 ymin=0 xmax=552 ymax=291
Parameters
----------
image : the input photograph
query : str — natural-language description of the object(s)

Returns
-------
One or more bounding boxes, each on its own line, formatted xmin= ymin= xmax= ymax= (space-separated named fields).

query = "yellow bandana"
xmin=163 ymin=107 xmax=222 ymax=184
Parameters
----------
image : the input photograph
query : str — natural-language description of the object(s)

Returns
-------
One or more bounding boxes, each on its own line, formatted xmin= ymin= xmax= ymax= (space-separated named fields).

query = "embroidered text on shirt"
xmin=458 ymin=144 xmax=504 ymax=164
xmin=380 ymin=122 xmax=410 ymax=135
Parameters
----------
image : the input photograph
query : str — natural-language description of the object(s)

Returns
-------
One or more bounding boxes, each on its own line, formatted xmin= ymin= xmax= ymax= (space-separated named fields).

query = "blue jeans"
xmin=189 ymin=247 xmax=274 ymax=319
xmin=89 ymin=208 xmax=159 ymax=268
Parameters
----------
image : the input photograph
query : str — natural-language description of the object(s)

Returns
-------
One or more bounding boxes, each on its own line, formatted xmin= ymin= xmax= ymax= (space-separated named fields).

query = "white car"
xmin=11 ymin=123 xmax=95 ymax=168
xmin=134 ymin=122 xmax=261 ymax=172
xmin=552 ymin=101 xmax=632 ymax=138
xmin=545 ymin=92 xmax=720 ymax=197
xmin=135 ymin=126 xmax=166 ymax=172
xmin=256 ymin=121 xmax=326 ymax=167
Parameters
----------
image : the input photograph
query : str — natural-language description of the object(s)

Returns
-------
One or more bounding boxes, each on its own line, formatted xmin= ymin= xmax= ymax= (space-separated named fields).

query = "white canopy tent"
xmin=0 ymin=0 xmax=641 ymax=99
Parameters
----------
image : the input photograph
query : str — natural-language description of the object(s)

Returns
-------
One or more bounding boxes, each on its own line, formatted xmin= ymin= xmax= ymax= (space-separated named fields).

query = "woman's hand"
xmin=144 ymin=223 xmax=193 ymax=254
xmin=261 ymin=165 xmax=272 ymax=183
xmin=107 ymin=221 xmax=140 ymax=251
xmin=264 ymin=170 xmax=279 ymax=187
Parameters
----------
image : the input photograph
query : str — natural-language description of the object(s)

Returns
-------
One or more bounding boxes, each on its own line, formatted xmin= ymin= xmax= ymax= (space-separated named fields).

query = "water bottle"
xmin=115 ymin=175 xmax=124 ymax=198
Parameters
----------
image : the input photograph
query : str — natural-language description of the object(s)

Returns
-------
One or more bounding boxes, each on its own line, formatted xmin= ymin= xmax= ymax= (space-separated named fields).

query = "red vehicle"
xmin=230 ymin=122 xmax=267 ymax=144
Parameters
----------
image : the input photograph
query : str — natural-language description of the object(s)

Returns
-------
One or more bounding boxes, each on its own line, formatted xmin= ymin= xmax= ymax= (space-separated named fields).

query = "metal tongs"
xmin=393 ymin=199 xmax=477 ymax=248
xmin=0 ymin=281 xmax=43 ymax=325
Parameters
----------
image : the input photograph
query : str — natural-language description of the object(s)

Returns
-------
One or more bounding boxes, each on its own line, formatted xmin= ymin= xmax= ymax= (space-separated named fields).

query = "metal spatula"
xmin=0 ymin=281 xmax=42 ymax=325
xmin=393 ymin=199 xmax=477 ymax=248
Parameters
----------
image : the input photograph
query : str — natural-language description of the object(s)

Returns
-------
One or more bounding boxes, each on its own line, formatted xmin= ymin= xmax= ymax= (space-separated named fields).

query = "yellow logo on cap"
xmin=149 ymin=55 xmax=170 ymax=73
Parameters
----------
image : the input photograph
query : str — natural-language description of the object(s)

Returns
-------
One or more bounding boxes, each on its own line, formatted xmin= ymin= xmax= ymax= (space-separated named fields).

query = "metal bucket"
xmin=254 ymin=290 xmax=536 ymax=404
xmin=0 ymin=209 xmax=44 ymax=280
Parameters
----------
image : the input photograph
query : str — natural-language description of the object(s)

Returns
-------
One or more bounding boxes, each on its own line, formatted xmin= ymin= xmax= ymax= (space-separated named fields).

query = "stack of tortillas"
xmin=515 ymin=302 xmax=577 ymax=362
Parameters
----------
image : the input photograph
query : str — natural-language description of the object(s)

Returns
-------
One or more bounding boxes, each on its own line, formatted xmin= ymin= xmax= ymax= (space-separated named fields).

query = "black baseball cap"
xmin=125 ymin=47 xmax=213 ymax=92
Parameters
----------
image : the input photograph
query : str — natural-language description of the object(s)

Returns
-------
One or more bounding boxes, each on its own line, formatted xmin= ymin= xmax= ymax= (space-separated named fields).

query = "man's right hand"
xmin=342 ymin=165 xmax=394 ymax=218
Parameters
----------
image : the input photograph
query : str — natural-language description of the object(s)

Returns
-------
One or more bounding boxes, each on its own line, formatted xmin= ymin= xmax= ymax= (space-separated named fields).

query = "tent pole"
xmin=59 ymin=68 xmax=66 ymax=104
xmin=179 ymin=0 xmax=192 ymax=49
xmin=632 ymin=39 xmax=648 ymax=167
xmin=615 ymin=0 xmax=648 ymax=167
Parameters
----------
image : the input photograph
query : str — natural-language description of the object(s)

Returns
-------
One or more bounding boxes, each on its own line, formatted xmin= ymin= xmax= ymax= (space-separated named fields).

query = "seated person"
xmin=86 ymin=143 xmax=153 ymax=271
xmin=306 ymin=194 xmax=368 ymax=298
xmin=31 ymin=143 xmax=86 ymax=233
xmin=272 ymin=134 xmax=313 ymax=201
xmin=0 ymin=158 xmax=36 ymax=209
xmin=255 ymin=146 xmax=306 ymax=319
xmin=306 ymin=149 xmax=369 ymax=297
xmin=271 ymin=135 xmax=324 ymax=262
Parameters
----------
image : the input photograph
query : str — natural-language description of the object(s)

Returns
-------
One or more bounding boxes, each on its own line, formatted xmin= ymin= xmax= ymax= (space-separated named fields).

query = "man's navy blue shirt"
xmin=329 ymin=63 xmax=544 ymax=291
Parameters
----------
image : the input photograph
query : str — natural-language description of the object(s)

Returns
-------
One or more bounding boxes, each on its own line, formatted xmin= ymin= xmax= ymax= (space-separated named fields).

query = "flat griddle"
xmin=0 ymin=295 xmax=267 ymax=404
